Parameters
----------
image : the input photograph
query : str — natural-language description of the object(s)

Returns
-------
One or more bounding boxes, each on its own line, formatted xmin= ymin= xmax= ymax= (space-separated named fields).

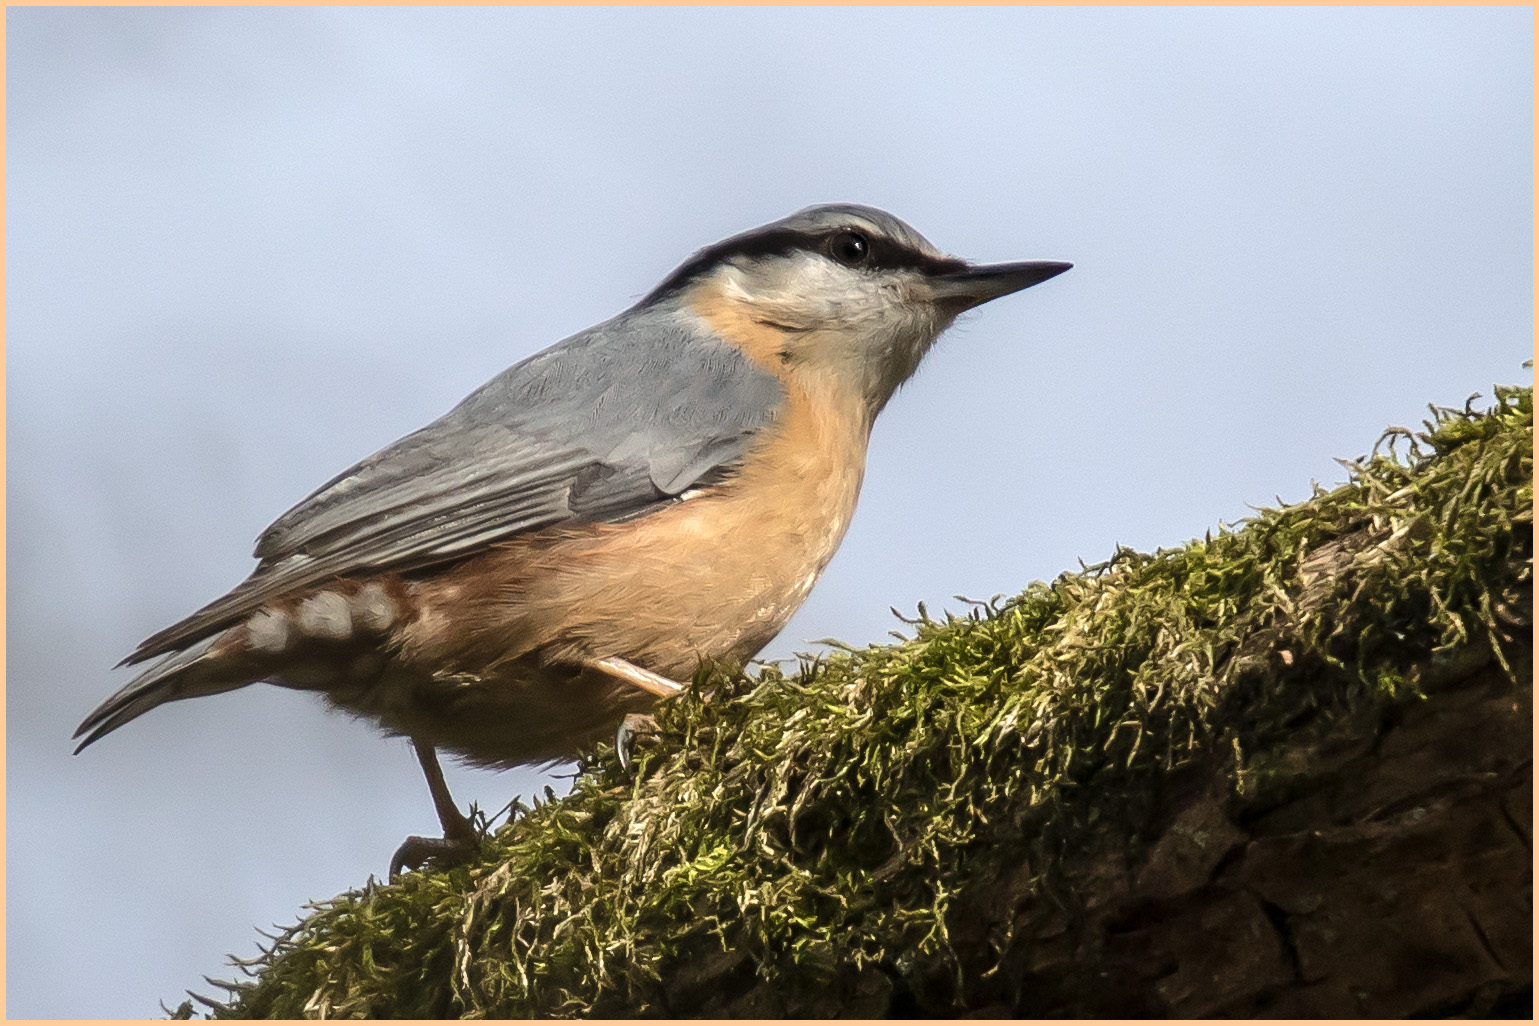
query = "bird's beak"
xmin=927 ymin=260 xmax=1073 ymax=310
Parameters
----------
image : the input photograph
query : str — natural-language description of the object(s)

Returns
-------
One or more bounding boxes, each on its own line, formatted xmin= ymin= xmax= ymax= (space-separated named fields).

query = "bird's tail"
xmin=73 ymin=635 xmax=251 ymax=753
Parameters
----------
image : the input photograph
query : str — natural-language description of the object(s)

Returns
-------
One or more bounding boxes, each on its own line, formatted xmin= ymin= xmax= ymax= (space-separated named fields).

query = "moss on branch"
xmin=197 ymin=382 xmax=1531 ymax=1019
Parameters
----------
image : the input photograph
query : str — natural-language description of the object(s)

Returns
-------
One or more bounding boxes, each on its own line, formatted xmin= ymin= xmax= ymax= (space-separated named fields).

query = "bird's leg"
xmin=388 ymin=737 xmax=479 ymax=880
xmin=588 ymin=655 xmax=684 ymax=698
xmin=587 ymin=656 xmax=684 ymax=770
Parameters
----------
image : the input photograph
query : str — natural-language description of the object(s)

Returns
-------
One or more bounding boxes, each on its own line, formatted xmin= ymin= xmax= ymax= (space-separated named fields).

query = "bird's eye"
xmin=828 ymin=231 xmax=870 ymax=267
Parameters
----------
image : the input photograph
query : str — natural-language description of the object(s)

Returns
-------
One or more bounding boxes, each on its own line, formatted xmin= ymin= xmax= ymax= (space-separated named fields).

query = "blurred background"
xmin=6 ymin=6 xmax=1530 ymax=1017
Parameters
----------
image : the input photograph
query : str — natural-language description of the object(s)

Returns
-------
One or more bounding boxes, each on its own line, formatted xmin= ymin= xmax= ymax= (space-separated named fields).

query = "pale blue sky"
xmin=7 ymin=6 xmax=1530 ymax=1017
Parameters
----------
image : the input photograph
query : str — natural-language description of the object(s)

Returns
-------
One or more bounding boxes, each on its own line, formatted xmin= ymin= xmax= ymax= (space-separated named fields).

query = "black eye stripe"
xmin=647 ymin=227 xmax=965 ymax=300
xmin=857 ymin=235 xmax=965 ymax=276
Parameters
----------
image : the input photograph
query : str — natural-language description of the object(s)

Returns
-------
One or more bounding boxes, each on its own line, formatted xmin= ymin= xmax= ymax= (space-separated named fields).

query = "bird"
xmin=74 ymin=203 xmax=1071 ymax=876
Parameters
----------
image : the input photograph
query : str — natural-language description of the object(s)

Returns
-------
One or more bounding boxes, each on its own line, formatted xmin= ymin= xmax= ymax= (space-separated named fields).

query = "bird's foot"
xmin=616 ymin=711 xmax=658 ymax=772
xmin=389 ymin=830 xmax=478 ymax=880
xmin=391 ymin=736 xmax=481 ymax=880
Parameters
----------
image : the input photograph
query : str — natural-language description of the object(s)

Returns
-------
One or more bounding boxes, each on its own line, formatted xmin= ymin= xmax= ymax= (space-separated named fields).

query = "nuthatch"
xmin=75 ymin=204 xmax=1070 ymax=875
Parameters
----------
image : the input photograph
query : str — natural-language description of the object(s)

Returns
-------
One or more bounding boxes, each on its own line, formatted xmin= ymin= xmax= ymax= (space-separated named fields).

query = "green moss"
xmin=212 ymin=383 xmax=1531 ymax=1018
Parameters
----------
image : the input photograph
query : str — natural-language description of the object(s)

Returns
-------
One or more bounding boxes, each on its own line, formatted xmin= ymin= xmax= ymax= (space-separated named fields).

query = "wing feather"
xmin=126 ymin=307 xmax=783 ymax=663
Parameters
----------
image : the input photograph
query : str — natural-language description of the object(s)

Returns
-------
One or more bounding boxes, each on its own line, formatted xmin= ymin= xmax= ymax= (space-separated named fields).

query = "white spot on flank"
xmin=246 ymin=609 xmax=291 ymax=654
xmin=351 ymin=583 xmax=398 ymax=633
xmin=297 ymin=592 xmax=352 ymax=641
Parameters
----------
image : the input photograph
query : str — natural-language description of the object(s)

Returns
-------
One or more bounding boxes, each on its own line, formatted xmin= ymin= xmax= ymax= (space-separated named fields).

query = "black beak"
xmin=928 ymin=260 xmax=1072 ymax=310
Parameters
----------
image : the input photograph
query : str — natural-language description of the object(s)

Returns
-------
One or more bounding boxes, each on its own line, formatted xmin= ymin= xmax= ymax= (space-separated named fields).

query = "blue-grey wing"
xmin=128 ymin=306 xmax=784 ymax=662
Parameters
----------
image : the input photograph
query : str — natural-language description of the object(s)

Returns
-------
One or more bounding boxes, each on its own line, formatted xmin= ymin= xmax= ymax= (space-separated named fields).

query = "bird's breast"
xmin=399 ymin=371 xmax=871 ymax=680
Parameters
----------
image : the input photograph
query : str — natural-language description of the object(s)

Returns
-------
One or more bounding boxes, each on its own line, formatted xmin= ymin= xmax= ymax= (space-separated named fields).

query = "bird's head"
xmin=645 ymin=203 xmax=1071 ymax=420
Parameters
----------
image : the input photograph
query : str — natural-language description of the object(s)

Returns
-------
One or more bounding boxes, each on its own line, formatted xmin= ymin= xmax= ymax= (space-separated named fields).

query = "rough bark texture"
xmin=205 ymin=385 xmax=1531 ymax=1020
xmin=949 ymin=657 xmax=1531 ymax=1019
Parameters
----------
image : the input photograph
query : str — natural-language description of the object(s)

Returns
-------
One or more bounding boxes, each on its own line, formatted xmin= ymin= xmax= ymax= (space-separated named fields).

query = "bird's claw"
xmin=388 ymin=832 xmax=477 ymax=881
xmin=616 ymin=712 xmax=658 ymax=772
